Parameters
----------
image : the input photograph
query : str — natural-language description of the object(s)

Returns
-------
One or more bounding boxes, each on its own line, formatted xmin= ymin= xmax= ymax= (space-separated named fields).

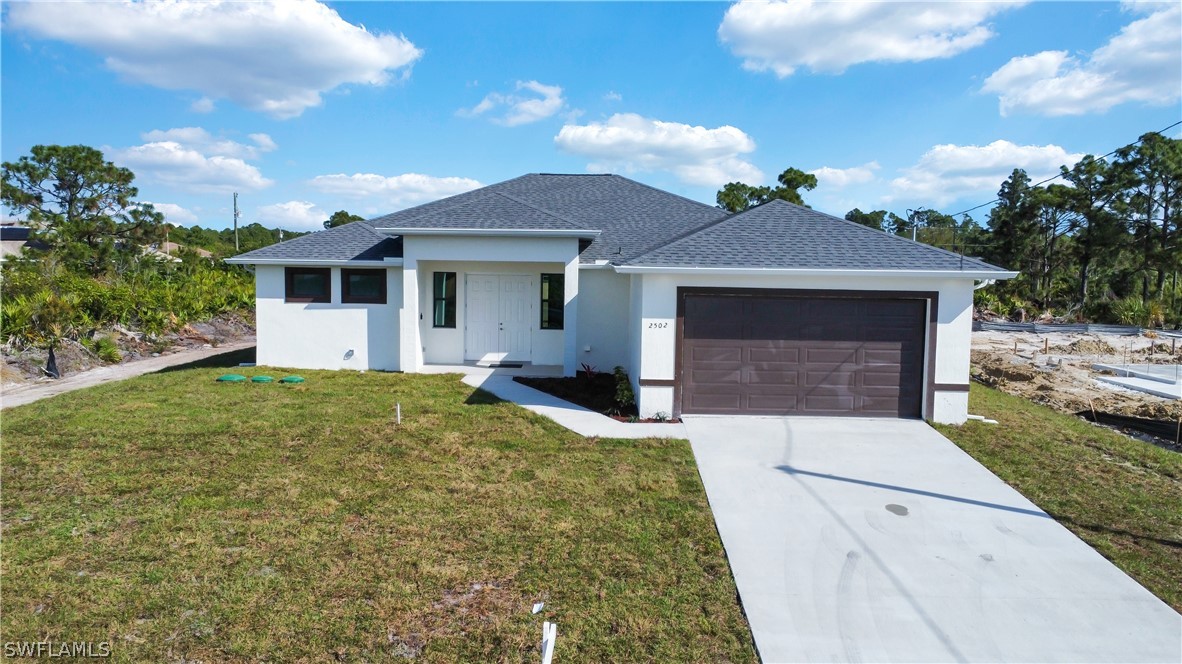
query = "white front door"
xmin=464 ymin=274 xmax=533 ymax=362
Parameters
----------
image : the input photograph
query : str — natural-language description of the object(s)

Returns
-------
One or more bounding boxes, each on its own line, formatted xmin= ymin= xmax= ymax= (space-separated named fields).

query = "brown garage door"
xmin=680 ymin=293 xmax=926 ymax=417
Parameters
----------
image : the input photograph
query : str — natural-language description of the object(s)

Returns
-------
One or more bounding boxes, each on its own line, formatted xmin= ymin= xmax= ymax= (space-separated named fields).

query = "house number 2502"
xmin=648 ymin=322 xmax=669 ymax=329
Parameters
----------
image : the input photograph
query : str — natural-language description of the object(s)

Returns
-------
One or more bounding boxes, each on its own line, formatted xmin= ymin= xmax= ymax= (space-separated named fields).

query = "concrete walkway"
xmin=461 ymin=375 xmax=687 ymax=439
xmin=1094 ymin=362 xmax=1182 ymax=400
xmin=685 ymin=415 xmax=1181 ymax=664
xmin=2 ymin=341 xmax=255 ymax=409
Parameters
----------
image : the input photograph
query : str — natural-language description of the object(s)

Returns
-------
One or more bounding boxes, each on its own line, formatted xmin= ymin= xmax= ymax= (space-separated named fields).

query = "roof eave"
xmin=612 ymin=265 xmax=1018 ymax=280
xmin=373 ymin=228 xmax=599 ymax=238
xmin=224 ymin=257 xmax=404 ymax=267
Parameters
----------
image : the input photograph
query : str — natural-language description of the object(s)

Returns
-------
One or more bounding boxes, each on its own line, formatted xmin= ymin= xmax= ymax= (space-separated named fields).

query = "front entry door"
xmin=465 ymin=274 xmax=533 ymax=362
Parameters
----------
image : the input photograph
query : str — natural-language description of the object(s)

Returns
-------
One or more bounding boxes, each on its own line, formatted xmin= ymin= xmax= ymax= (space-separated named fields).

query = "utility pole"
xmin=233 ymin=192 xmax=240 ymax=252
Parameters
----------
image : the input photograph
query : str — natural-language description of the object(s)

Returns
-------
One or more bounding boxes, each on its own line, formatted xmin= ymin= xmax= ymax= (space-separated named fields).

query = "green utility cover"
xmin=251 ymin=376 xmax=274 ymax=383
xmin=279 ymin=376 xmax=305 ymax=384
xmin=216 ymin=374 xmax=247 ymax=382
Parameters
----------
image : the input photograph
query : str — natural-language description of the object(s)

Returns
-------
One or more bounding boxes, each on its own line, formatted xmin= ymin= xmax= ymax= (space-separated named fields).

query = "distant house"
xmin=143 ymin=241 xmax=214 ymax=262
xmin=0 ymin=225 xmax=43 ymax=260
xmin=227 ymin=174 xmax=1017 ymax=424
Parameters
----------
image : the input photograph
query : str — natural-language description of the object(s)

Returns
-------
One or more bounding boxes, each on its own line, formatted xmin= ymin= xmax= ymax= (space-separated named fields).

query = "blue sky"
xmin=3 ymin=1 xmax=1179 ymax=232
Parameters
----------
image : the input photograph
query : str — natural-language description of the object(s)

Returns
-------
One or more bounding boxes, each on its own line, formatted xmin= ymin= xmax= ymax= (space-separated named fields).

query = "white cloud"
xmin=191 ymin=97 xmax=215 ymax=114
xmin=460 ymin=80 xmax=566 ymax=126
xmin=888 ymin=140 xmax=1085 ymax=206
xmin=139 ymin=128 xmax=277 ymax=161
xmin=554 ymin=113 xmax=762 ymax=187
xmin=719 ymin=0 xmax=1022 ymax=77
xmin=248 ymin=133 xmax=278 ymax=153
xmin=6 ymin=0 xmax=422 ymax=119
xmin=142 ymin=202 xmax=198 ymax=225
xmin=811 ymin=162 xmax=880 ymax=189
xmin=113 ymin=127 xmax=275 ymax=194
xmin=982 ymin=2 xmax=1181 ymax=116
xmin=307 ymin=173 xmax=483 ymax=209
xmin=604 ymin=91 xmax=623 ymax=102
xmin=255 ymin=201 xmax=328 ymax=231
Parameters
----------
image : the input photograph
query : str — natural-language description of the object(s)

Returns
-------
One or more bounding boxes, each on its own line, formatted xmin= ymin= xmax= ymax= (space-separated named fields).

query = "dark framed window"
xmin=342 ymin=269 xmax=386 ymax=304
xmin=285 ymin=267 xmax=331 ymax=303
xmin=540 ymin=273 xmax=564 ymax=330
xmin=433 ymin=272 xmax=457 ymax=328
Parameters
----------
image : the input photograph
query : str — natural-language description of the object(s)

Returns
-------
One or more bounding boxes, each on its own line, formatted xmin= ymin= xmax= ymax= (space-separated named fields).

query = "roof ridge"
xmin=367 ymin=174 xmax=535 ymax=227
xmin=621 ymin=209 xmax=735 ymax=263
xmin=392 ymin=190 xmax=501 ymax=225
xmin=355 ymin=219 xmax=386 ymax=238
xmin=759 ymin=199 xmax=1000 ymax=270
xmin=489 ymin=191 xmax=588 ymax=230
xmin=608 ymin=174 xmax=728 ymax=215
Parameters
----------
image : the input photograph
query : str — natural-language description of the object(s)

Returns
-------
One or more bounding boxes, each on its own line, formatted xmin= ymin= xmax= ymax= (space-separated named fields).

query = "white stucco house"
xmin=227 ymin=174 xmax=1015 ymax=424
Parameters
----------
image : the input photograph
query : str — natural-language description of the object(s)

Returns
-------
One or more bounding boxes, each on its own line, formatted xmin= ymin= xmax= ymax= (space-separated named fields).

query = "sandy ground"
xmin=972 ymin=329 xmax=1182 ymax=422
xmin=1 ymin=339 xmax=255 ymax=409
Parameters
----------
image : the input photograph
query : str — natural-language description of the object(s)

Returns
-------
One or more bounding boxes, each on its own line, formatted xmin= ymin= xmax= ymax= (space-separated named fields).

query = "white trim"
xmin=375 ymin=228 xmax=599 ymax=238
xmin=578 ymin=260 xmax=612 ymax=269
xmin=224 ymin=257 xmax=403 ymax=267
xmin=611 ymin=265 xmax=1018 ymax=280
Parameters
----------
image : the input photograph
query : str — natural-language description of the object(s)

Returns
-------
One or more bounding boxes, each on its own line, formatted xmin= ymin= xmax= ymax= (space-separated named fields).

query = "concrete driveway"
xmin=685 ymin=416 xmax=1181 ymax=663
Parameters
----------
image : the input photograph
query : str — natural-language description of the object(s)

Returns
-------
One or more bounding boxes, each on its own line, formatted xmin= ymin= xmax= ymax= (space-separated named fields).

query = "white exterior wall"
xmin=628 ymin=272 xmax=976 ymax=424
xmin=417 ymin=260 xmax=566 ymax=365
xmin=399 ymin=235 xmax=580 ymax=374
xmin=575 ymin=267 xmax=631 ymax=372
xmin=628 ymin=274 xmax=644 ymax=403
xmin=254 ymin=265 xmax=402 ymax=371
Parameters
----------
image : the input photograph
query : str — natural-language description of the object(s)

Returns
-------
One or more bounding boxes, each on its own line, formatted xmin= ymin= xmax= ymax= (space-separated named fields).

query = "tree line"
xmin=716 ymin=131 xmax=1182 ymax=327
xmin=0 ymin=145 xmax=311 ymax=375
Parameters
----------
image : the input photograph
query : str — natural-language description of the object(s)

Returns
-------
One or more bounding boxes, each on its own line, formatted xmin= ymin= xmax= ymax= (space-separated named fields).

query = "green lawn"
xmin=1 ymin=359 xmax=756 ymax=662
xmin=935 ymin=384 xmax=1182 ymax=612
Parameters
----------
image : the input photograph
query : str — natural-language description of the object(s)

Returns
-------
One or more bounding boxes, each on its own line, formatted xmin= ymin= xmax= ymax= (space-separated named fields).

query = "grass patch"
xmin=935 ymin=383 xmax=1182 ymax=612
xmin=2 ymin=366 xmax=755 ymax=662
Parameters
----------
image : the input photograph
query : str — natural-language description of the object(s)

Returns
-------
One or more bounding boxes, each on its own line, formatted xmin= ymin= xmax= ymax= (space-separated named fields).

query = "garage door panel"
xmin=748 ymin=347 xmax=800 ymax=363
xmin=748 ymin=394 xmax=799 ymax=410
xmin=744 ymin=369 xmax=799 ymax=386
xmin=804 ymin=347 xmax=859 ymax=364
xmin=863 ymin=371 xmax=905 ymax=387
xmin=681 ymin=293 xmax=926 ymax=418
xmin=864 ymin=348 xmax=904 ymax=364
xmin=691 ymin=368 xmax=742 ymax=385
xmin=802 ymin=394 xmax=857 ymax=412
xmin=861 ymin=396 xmax=909 ymax=415
xmin=805 ymin=370 xmax=857 ymax=387
xmin=690 ymin=346 xmax=743 ymax=363
xmin=688 ymin=393 xmax=743 ymax=411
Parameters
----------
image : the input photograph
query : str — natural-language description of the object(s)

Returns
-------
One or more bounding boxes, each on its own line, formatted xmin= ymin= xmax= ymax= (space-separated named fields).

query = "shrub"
xmin=613 ymin=366 xmax=635 ymax=409
xmin=93 ymin=336 xmax=121 ymax=363
xmin=1112 ymin=296 xmax=1151 ymax=327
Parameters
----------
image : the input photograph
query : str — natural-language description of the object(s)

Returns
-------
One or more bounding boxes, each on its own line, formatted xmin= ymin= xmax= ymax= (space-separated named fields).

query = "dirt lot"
xmin=972 ymin=329 xmax=1182 ymax=423
xmin=1 ymin=312 xmax=254 ymax=387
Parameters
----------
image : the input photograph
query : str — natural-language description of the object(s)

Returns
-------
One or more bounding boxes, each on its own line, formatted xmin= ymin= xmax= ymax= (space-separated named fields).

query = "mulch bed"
xmin=514 ymin=372 xmax=681 ymax=423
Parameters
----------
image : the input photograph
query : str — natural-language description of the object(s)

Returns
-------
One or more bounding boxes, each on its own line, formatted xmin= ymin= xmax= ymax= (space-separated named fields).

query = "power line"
xmin=947 ymin=119 xmax=1182 ymax=219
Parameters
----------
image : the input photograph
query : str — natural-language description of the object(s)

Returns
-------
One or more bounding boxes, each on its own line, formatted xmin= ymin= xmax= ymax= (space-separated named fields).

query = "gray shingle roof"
xmin=228 ymin=220 xmax=402 ymax=262
xmin=227 ymin=175 xmax=1009 ymax=275
xmin=369 ymin=174 xmax=727 ymax=262
xmin=379 ymin=191 xmax=594 ymax=232
xmin=624 ymin=199 xmax=1010 ymax=273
